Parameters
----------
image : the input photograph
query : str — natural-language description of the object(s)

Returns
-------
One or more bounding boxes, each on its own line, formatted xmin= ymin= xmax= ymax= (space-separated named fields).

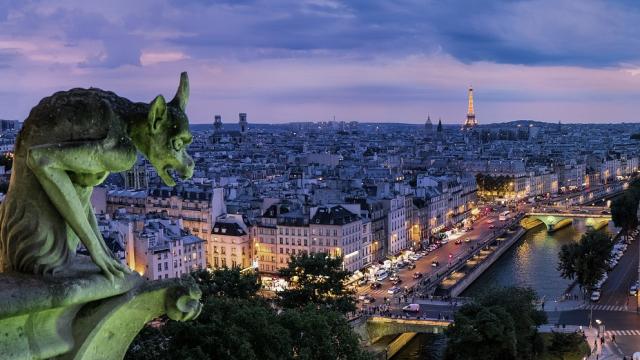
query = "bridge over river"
xmin=522 ymin=206 xmax=611 ymax=232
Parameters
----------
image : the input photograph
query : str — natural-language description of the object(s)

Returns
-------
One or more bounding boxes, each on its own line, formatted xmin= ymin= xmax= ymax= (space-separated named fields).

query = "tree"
xmin=557 ymin=230 xmax=613 ymax=292
xmin=165 ymin=297 xmax=292 ymax=360
xmin=547 ymin=331 xmax=583 ymax=360
xmin=126 ymin=268 xmax=372 ymax=360
xmin=278 ymin=252 xmax=356 ymax=313
xmin=279 ymin=306 xmax=372 ymax=360
xmin=445 ymin=304 xmax=518 ymax=360
xmin=445 ymin=287 xmax=546 ymax=360
xmin=611 ymin=193 xmax=639 ymax=241
xmin=191 ymin=267 xmax=260 ymax=301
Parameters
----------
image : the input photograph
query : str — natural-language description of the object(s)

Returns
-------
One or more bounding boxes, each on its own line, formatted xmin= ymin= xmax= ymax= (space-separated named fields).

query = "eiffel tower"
xmin=462 ymin=86 xmax=477 ymax=129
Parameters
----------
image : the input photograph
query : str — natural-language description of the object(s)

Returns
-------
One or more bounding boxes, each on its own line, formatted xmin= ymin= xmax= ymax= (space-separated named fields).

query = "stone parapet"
xmin=0 ymin=257 xmax=201 ymax=360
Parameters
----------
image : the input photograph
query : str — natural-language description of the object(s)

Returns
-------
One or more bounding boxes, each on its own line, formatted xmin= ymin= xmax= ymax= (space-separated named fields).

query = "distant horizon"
xmin=3 ymin=116 xmax=639 ymax=126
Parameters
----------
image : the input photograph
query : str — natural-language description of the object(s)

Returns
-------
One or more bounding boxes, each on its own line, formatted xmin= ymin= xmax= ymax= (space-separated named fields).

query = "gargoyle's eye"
xmin=172 ymin=138 xmax=183 ymax=151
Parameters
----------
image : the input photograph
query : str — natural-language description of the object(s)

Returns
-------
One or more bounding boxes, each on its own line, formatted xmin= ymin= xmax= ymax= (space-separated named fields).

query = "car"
xmin=630 ymin=284 xmax=638 ymax=297
xmin=357 ymin=278 xmax=368 ymax=286
xmin=467 ymin=226 xmax=474 ymax=231
xmin=590 ymin=291 xmax=601 ymax=302
xmin=454 ymin=239 xmax=462 ymax=245
xmin=489 ymin=224 xmax=496 ymax=229
xmin=464 ymin=238 xmax=472 ymax=243
xmin=363 ymin=295 xmax=376 ymax=304
xmin=388 ymin=286 xmax=401 ymax=295
xmin=432 ymin=261 xmax=440 ymax=267
xmin=413 ymin=272 xmax=423 ymax=279
xmin=409 ymin=255 xmax=419 ymax=261
xmin=407 ymin=263 xmax=416 ymax=270
xmin=402 ymin=304 xmax=420 ymax=312
xmin=396 ymin=261 xmax=406 ymax=269
xmin=389 ymin=274 xmax=399 ymax=282
xmin=392 ymin=278 xmax=403 ymax=285
xmin=370 ymin=282 xmax=382 ymax=290
xmin=358 ymin=294 xmax=367 ymax=301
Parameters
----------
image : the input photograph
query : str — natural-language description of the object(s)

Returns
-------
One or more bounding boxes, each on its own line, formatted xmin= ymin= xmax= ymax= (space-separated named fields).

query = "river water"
xmin=392 ymin=219 xmax=616 ymax=359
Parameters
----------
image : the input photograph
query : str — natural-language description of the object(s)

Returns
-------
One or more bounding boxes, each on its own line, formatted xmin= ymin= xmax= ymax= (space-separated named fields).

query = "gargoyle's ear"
xmin=149 ymin=95 xmax=167 ymax=133
xmin=169 ymin=72 xmax=189 ymax=112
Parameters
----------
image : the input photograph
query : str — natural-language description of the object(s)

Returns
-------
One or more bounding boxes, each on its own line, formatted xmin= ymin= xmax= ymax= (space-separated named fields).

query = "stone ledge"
xmin=0 ymin=256 xmax=201 ymax=360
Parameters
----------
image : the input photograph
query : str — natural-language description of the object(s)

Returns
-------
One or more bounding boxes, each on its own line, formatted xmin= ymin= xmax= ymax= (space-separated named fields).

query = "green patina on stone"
xmin=0 ymin=73 xmax=201 ymax=360
xmin=0 ymin=72 xmax=195 ymax=282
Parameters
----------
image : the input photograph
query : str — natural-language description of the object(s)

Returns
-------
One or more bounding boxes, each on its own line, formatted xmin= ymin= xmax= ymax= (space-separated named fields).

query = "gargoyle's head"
xmin=144 ymin=72 xmax=194 ymax=186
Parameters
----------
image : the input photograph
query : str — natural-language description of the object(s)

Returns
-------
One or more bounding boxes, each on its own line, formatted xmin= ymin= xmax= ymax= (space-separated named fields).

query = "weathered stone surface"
xmin=0 ymin=73 xmax=201 ymax=359
xmin=0 ymin=73 xmax=194 ymax=281
xmin=0 ymin=257 xmax=202 ymax=360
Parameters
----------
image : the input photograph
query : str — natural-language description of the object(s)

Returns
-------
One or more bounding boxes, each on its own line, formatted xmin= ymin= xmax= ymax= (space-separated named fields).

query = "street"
xmin=356 ymin=210 xmax=505 ymax=306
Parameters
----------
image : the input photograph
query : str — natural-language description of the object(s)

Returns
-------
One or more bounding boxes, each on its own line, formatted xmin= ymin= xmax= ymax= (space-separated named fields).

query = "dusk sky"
xmin=1 ymin=0 xmax=640 ymax=124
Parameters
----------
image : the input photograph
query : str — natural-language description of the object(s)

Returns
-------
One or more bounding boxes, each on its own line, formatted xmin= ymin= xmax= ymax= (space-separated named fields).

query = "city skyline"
xmin=1 ymin=0 xmax=640 ymax=124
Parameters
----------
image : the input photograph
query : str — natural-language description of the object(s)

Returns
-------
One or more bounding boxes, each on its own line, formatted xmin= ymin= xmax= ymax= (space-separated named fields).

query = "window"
xmin=304 ymin=239 xmax=308 ymax=246
xmin=157 ymin=263 xmax=162 ymax=272
xmin=279 ymin=238 xmax=283 ymax=244
xmin=280 ymin=248 xmax=283 ymax=254
xmin=164 ymin=262 xmax=168 ymax=271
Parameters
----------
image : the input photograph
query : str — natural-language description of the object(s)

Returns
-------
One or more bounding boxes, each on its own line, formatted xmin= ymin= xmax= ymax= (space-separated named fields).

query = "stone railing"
xmin=0 ymin=257 xmax=201 ymax=360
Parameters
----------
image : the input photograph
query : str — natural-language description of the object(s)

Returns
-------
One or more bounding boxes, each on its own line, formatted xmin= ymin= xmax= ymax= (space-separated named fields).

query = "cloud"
xmin=0 ymin=0 xmax=640 ymax=123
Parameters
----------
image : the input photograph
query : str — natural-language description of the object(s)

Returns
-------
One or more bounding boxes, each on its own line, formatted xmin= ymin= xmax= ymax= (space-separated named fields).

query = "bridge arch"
xmin=363 ymin=317 xmax=451 ymax=343
xmin=521 ymin=215 xmax=573 ymax=232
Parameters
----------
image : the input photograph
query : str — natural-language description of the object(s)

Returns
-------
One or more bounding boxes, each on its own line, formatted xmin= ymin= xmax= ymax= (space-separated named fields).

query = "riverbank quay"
xmin=410 ymin=216 xmax=527 ymax=298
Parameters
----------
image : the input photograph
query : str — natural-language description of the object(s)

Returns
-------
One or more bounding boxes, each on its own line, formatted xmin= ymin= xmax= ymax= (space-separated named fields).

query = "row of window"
xmin=212 ymin=246 xmax=246 ymax=255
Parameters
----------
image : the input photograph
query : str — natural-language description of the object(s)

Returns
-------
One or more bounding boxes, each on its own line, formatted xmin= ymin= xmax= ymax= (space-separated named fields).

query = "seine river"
xmin=392 ymin=219 xmax=616 ymax=359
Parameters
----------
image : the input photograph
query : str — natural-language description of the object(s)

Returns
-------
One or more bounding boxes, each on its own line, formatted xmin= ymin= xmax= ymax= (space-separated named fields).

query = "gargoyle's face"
xmin=148 ymin=106 xmax=194 ymax=187
xmin=144 ymin=72 xmax=194 ymax=187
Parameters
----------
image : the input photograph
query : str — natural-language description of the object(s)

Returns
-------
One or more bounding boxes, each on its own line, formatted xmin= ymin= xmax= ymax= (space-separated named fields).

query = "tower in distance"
xmin=462 ymin=86 xmax=477 ymax=129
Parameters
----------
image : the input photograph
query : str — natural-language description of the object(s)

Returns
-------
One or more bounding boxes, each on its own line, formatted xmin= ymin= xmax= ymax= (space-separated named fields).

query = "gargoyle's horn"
xmin=170 ymin=72 xmax=189 ymax=111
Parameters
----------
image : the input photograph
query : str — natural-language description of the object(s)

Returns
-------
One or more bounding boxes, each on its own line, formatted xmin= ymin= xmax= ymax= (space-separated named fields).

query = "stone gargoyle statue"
xmin=0 ymin=72 xmax=195 ymax=282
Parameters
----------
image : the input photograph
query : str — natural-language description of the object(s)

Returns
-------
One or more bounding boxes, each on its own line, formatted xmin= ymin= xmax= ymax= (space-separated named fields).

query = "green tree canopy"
xmin=127 ymin=267 xmax=371 ymax=360
xmin=191 ymin=267 xmax=260 ymax=301
xmin=611 ymin=192 xmax=640 ymax=239
xmin=445 ymin=287 xmax=546 ymax=360
xmin=278 ymin=252 xmax=356 ymax=313
xmin=557 ymin=230 xmax=613 ymax=292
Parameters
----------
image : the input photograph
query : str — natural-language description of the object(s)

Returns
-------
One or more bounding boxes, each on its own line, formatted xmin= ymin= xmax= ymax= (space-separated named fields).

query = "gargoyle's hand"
xmin=90 ymin=245 xmax=130 ymax=283
xmin=166 ymin=281 xmax=203 ymax=322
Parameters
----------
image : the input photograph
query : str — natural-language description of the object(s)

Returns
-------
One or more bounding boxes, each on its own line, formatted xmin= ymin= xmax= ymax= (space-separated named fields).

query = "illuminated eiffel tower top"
xmin=462 ymin=86 xmax=477 ymax=129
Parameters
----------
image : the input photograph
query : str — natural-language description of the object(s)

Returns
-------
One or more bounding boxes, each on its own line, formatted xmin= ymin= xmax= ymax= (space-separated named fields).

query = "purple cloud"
xmin=0 ymin=0 xmax=639 ymax=124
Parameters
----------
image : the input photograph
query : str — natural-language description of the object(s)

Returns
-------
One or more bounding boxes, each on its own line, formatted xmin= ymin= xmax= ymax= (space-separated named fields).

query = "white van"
xmin=375 ymin=269 xmax=388 ymax=281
